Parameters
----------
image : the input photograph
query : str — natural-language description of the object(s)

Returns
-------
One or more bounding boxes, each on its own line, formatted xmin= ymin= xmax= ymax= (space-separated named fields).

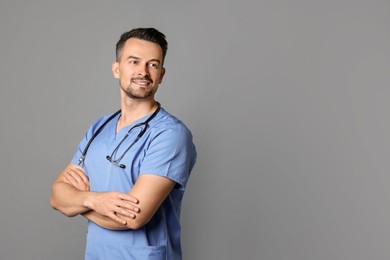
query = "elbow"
xmin=56 ymin=206 xmax=77 ymax=217
xmin=126 ymin=221 xmax=144 ymax=230
xmin=50 ymin=193 xmax=59 ymax=211
xmin=50 ymin=184 xmax=61 ymax=211
xmin=126 ymin=217 xmax=150 ymax=230
xmin=50 ymin=194 xmax=77 ymax=218
xmin=52 ymin=204 xmax=78 ymax=217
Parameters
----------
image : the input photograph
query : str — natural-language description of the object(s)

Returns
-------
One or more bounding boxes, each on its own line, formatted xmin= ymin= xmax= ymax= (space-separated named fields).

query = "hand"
xmin=90 ymin=192 xmax=140 ymax=225
xmin=62 ymin=165 xmax=90 ymax=191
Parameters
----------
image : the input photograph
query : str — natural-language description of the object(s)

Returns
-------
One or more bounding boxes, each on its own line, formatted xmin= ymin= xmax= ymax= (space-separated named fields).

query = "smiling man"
xmin=50 ymin=28 xmax=197 ymax=260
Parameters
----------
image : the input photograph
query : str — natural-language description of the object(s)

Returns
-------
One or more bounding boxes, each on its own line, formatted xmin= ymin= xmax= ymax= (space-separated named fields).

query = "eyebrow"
xmin=127 ymin=55 xmax=140 ymax=60
xmin=126 ymin=55 xmax=161 ymax=64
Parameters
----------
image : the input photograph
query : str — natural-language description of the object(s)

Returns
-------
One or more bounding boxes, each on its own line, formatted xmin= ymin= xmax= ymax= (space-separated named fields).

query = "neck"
xmin=117 ymin=98 xmax=158 ymax=131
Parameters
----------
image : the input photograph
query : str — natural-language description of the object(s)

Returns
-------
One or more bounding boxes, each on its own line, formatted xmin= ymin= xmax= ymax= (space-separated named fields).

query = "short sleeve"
xmin=140 ymin=125 xmax=197 ymax=190
xmin=70 ymin=115 xmax=113 ymax=167
xmin=71 ymin=129 xmax=91 ymax=166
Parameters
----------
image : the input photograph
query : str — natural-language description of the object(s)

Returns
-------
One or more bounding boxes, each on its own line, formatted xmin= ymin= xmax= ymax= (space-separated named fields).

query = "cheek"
xmin=153 ymin=71 xmax=163 ymax=82
xmin=119 ymin=71 xmax=133 ymax=81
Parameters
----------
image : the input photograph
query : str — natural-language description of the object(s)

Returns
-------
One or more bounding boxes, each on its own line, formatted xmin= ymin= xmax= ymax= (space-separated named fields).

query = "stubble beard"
xmin=121 ymin=79 xmax=157 ymax=100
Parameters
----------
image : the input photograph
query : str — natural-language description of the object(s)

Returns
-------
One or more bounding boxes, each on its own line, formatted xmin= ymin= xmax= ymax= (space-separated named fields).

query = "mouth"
xmin=131 ymin=77 xmax=152 ymax=86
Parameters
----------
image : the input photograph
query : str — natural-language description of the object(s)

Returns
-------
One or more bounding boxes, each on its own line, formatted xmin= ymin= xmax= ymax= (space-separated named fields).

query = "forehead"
xmin=120 ymin=38 xmax=163 ymax=61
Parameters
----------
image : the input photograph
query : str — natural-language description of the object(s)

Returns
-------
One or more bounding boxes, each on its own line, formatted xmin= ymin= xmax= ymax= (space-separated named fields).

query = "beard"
xmin=121 ymin=76 xmax=157 ymax=99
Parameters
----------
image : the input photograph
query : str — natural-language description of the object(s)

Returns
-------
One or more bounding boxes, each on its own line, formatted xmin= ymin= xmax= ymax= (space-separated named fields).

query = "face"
xmin=112 ymin=38 xmax=165 ymax=100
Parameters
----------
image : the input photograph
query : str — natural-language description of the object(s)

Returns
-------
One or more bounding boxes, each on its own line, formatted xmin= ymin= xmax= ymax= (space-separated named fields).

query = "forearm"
xmin=86 ymin=174 xmax=177 ymax=230
xmin=51 ymin=164 xmax=140 ymax=225
xmin=50 ymin=181 xmax=92 ymax=217
xmin=83 ymin=210 xmax=130 ymax=230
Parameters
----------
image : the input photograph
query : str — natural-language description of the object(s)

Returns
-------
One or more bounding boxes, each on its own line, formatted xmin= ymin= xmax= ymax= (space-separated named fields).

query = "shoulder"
xmin=88 ymin=110 xmax=120 ymax=133
xmin=149 ymin=108 xmax=194 ymax=139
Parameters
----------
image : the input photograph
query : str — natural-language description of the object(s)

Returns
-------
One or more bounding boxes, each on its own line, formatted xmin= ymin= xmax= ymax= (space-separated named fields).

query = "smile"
xmin=132 ymin=79 xmax=152 ymax=86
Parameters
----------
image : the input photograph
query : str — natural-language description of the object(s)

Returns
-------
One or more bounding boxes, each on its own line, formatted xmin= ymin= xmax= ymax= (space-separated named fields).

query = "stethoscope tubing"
xmin=78 ymin=103 xmax=161 ymax=167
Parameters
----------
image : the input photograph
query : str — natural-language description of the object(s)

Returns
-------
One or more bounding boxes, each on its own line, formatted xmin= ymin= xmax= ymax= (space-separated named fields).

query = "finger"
xmin=67 ymin=175 xmax=84 ymax=190
xmin=118 ymin=201 xmax=140 ymax=213
xmin=72 ymin=167 xmax=90 ymax=185
xmin=67 ymin=169 xmax=84 ymax=184
xmin=108 ymin=212 xmax=128 ymax=225
xmin=62 ymin=175 xmax=72 ymax=184
xmin=67 ymin=165 xmax=89 ymax=182
xmin=64 ymin=173 xmax=78 ymax=186
xmin=72 ymin=164 xmax=87 ymax=173
xmin=114 ymin=207 xmax=136 ymax=219
xmin=117 ymin=193 xmax=139 ymax=204
xmin=67 ymin=170 xmax=90 ymax=190
xmin=64 ymin=172 xmax=89 ymax=191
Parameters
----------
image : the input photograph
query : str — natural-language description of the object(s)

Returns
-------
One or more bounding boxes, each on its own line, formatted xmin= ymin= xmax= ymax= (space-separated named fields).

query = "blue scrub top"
xmin=71 ymin=107 xmax=197 ymax=260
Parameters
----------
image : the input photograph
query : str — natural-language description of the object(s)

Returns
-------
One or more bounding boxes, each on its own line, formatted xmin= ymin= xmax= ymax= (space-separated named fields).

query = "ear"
xmin=159 ymin=68 xmax=166 ymax=84
xmin=112 ymin=61 xmax=120 ymax=79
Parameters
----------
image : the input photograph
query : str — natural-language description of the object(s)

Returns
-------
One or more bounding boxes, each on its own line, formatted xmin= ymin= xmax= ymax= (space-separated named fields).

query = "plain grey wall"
xmin=1 ymin=0 xmax=390 ymax=259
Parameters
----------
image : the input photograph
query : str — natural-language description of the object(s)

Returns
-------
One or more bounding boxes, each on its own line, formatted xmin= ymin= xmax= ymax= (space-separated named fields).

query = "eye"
xmin=129 ymin=60 xmax=138 ymax=64
xmin=148 ymin=62 xmax=159 ymax=69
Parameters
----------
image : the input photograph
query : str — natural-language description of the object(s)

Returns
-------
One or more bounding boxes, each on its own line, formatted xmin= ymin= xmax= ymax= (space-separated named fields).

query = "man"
xmin=51 ymin=28 xmax=197 ymax=260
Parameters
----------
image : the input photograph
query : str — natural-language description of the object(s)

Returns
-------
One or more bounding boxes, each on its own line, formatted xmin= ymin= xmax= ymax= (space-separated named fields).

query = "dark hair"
xmin=116 ymin=28 xmax=168 ymax=63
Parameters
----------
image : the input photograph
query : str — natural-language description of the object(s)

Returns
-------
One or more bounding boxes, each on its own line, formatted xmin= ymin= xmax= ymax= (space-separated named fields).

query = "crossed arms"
xmin=50 ymin=163 xmax=175 ymax=230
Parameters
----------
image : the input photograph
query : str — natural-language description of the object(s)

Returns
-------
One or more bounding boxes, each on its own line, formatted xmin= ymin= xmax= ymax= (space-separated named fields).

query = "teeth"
xmin=133 ymin=81 xmax=149 ymax=85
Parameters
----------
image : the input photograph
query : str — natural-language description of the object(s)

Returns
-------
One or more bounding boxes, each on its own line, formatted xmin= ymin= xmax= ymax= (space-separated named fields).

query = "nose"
xmin=137 ymin=63 xmax=150 ymax=77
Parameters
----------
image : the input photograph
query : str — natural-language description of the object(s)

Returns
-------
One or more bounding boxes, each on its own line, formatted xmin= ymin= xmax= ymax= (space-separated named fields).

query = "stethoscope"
xmin=78 ymin=102 xmax=161 ymax=169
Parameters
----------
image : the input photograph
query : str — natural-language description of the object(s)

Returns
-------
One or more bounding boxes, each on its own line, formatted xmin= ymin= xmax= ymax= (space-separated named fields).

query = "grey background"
xmin=1 ymin=0 xmax=389 ymax=259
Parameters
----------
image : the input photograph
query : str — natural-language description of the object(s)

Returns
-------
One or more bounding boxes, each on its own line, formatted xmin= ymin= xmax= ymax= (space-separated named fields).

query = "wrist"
xmin=83 ymin=191 xmax=98 ymax=211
